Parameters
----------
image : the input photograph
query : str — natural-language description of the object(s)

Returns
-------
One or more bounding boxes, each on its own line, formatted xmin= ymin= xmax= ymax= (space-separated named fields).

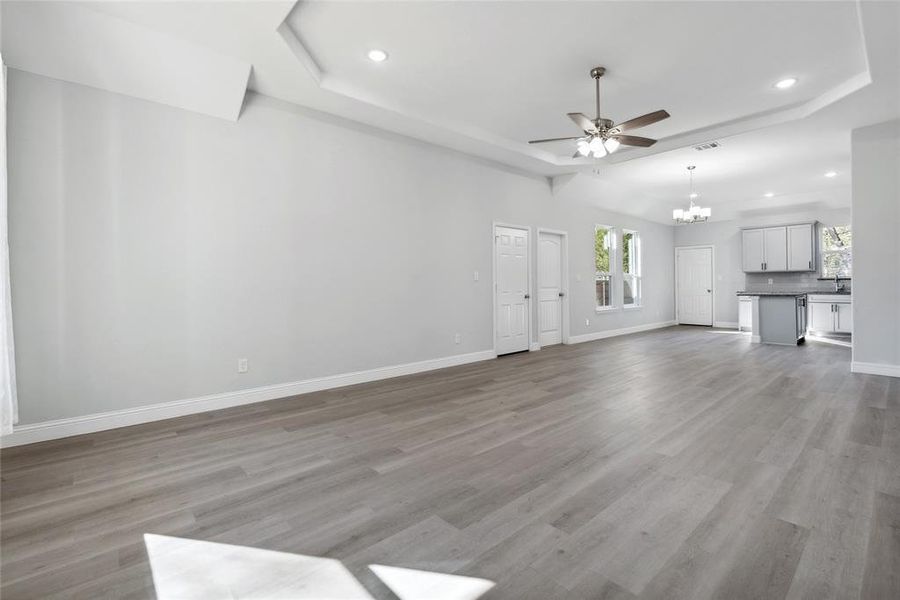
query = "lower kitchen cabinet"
xmin=738 ymin=297 xmax=752 ymax=331
xmin=807 ymin=294 xmax=852 ymax=334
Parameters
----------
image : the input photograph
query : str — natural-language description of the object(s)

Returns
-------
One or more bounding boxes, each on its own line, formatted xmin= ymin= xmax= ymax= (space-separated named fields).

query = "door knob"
xmin=524 ymin=294 xmax=530 ymax=299
xmin=707 ymin=289 xmax=711 ymax=293
xmin=559 ymin=292 xmax=565 ymax=297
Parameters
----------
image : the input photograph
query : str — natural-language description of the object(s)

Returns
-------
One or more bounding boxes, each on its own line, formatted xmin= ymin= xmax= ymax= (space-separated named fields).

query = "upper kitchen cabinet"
xmin=787 ymin=224 xmax=815 ymax=271
xmin=741 ymin=223 xmax=816 ymax=273
xmin=763 ymin=227 xmax=788 ymax=271
xmin=742 ymin=229 xmax=765 ymax=272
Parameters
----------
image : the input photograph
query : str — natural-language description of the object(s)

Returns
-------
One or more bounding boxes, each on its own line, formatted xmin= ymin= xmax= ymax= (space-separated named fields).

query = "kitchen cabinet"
xmin=741 ymin=222 xmax=816 ymax=273
xmin=808 ymin=301 xmax=834 ymax=331
xmin=835 ymin=302 xmax=853 ymax=333
xmin=741 ymin=229 xmax=765 ymax=272
xmin=807 ymin=294 xmax=852 ymax=334
xmin=738 ymin=297 xmax=752 ymax=331
xmin=763 ymin=227 xmax=788 ymax=271
xmin=787 ymin=224 xmax=815 ymax=271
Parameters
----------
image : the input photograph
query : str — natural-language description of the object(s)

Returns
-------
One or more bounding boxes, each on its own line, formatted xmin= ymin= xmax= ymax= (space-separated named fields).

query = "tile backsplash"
xmin=744 ymin=271 xmax=851 ymax=293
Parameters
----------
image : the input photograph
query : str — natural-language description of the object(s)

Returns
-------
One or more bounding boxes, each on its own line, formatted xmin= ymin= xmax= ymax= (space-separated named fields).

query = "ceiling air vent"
xmin=693 ymin=141 xmax=721 ymax=151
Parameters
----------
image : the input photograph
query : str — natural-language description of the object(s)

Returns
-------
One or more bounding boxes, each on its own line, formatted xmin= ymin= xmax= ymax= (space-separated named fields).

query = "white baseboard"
xmin=851 ymin=361 xmax=900 ymax=378
xmin=714 ymin=321 xmax=739 ymax=329
xmin=1 ymin=350 xmax=497 ymax=448
xmin=751 ymin=335 xmax=762 ymax=343
xmin=529 ymin=342 xmax=541 ymax=351
xmin=566 ymin=320 xmax=677 ymax=345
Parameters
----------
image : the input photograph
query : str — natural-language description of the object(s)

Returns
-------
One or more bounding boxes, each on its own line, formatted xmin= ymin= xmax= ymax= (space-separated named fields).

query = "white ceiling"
xmin=2 ymin=1 xmax=898 ymax=223
xmin=292 ymin=1 xmax=865 ymax=144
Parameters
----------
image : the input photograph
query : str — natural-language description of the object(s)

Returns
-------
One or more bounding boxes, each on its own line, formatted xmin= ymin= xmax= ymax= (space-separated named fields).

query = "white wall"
xmin=851 ymin=120 xmax=900 ymax=374
xmin=7 ymin=69 xmax=674 ymax=425
xmin=673 ymin=208 xmax=851 ymax=326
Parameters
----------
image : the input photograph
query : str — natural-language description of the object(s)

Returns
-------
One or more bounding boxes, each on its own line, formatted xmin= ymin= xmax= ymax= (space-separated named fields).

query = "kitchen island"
xmin=736 ymin=292 xmax=807 ymax=345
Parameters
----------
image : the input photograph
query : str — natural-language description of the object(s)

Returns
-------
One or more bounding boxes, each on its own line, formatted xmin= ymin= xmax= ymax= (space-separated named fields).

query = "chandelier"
xmin=673 ymin=165 xmax=711 ymax=224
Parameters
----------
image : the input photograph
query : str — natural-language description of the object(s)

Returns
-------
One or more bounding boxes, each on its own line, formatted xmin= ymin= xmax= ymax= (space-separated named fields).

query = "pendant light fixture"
xmin=673 ymin=166 xmax=711 ymax=224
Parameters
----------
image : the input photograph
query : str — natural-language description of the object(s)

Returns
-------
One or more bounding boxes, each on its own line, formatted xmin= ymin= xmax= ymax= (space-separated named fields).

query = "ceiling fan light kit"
xmin=528 ymin=66 xmax=670 ymax=160
xmin=673 ymin=166 xmax=711 ymax=224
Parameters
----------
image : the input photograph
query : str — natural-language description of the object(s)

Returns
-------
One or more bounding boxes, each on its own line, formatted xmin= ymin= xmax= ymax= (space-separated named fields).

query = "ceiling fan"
xmin=529 ymin=66 xmax=670 ymax=158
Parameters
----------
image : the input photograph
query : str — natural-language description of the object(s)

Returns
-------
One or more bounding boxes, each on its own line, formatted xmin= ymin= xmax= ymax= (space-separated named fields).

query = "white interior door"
xmin=676 ymin=247 xmax=713 ymax=326
xmin=495 ymin=226 xmax=530 ymax=355
xmin=538 ymin=232 xmax=564 ymax=347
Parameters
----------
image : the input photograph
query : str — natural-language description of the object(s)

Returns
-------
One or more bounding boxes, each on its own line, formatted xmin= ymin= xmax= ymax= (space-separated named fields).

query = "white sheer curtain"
xmin=1 ymin=55 xmax=18 ymax=435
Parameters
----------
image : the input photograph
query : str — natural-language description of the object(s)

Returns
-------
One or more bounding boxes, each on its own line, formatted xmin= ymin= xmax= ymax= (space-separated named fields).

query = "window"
xmin=595 ymin=225 xmax=615 ymax=309
xmin=821 ymin=225 xmax=851 ymax=278
xmin=622 ymin=230 xmax=641 ymax=307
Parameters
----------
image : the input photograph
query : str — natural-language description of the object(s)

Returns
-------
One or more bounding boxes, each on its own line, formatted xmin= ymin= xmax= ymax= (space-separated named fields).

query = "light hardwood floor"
xmin=1 ymin=326 xmax=898 ymax=599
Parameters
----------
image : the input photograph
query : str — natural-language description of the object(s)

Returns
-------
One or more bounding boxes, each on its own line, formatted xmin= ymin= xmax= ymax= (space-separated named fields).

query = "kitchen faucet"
xmin=833 ymin=274 xmax=844 ymax=292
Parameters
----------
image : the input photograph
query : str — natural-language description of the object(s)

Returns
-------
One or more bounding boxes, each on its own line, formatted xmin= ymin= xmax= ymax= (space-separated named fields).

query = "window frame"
xmin=622 ymin=229 xmax=642 ymax=308
xmin=594 ymin=224 xmax=616 ymax=312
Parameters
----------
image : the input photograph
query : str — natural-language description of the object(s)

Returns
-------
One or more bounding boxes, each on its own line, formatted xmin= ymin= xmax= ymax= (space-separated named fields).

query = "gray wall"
xmin=673 ymin=208 xmax=852 ymax=326
xmin=7 ymin=70 xmax=674 ymax=424
xmin=851 ymin=120 xmax=900 ymax=369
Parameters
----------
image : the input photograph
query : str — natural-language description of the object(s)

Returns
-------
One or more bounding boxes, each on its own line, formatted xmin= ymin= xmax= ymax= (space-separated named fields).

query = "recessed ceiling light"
xmin=824 ymin=171 xmax=837 ymax=178
xmin=764 ymin=192 xmax=775 ymax=198
xmin=367 ymin=49 xmax=388 ymax=62
xmin=774 ymin=77 xmax=798 ymax=90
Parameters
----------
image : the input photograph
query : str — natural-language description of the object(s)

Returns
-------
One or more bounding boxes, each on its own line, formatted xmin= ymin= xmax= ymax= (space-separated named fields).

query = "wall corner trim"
xmin=566 ymin=320 xmax=677 ymax=345
xmin=0 ymin=349 xmax=497 ymax=448
xmin=850 ymin=361 xmax=900 ymax=378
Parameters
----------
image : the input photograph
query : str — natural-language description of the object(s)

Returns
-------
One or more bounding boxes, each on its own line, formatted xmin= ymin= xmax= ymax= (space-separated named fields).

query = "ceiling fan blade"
xmin=610 ymin=134 xmax=657 ymax=147
xmin=528 ymin=136 xmax=583 ymax=144
xmin=567 ymin=113 xmax=598 ymax=133
xmin=611 ymin=109 xmax=670 ymax=133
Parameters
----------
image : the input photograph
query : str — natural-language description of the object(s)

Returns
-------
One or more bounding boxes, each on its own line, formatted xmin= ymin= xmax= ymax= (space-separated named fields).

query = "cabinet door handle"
xmin=808 ymin=260 xmax=812 ymax=270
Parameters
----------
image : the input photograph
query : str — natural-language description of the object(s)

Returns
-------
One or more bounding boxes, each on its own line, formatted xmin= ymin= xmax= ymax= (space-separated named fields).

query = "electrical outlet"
xmin=585 ymin=318 xmax=590 ymax=326
xmin=237 ymin=358 xmax=249 ymax=374
xmin=768 ymin=278 xmax=774 ymax=285
xmin=473 ymin=270 xmax=479 ymax=281
xmin=576 ymin=274 xmax=582 ymax=282
xmin=454 ymin=333 xmax=461 ymax=344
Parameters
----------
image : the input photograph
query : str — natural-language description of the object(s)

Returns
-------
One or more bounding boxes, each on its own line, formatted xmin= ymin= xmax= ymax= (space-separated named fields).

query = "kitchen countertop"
xmin=737 ymin=290 xmax=851 ymax=297
xmin=737 ymin=291 xmax=808 ymax=297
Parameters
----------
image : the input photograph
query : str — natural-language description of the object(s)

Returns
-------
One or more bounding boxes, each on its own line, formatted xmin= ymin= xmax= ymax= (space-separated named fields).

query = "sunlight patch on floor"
xmin=369 ymin=564 xmax=495 ymax=600
xmin=144 ymin=534 xmax=495 ymax=600
xmin=144 ymin=534 xmax=373 ymax=599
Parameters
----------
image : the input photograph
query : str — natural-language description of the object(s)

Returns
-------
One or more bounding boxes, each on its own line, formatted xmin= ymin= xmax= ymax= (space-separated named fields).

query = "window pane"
xmin=823 ymin=250 xmax=852 ymax=277
xmin=595 ymin=227 xmax=610 ymax=273
xmin=622 ymin=231 xmax=633 ymax=274
xmin=623 ymin=276 xmax=635 ymax=305
xmin=624 ymin=276 xmax=641 ymax=306
xmin=821 ymin=225 xmax=852 ymax=276
xmin=596 ymin=275 xmax=611 ymax=307
xmin=822 ymin=225 xmax=852 ymax=252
